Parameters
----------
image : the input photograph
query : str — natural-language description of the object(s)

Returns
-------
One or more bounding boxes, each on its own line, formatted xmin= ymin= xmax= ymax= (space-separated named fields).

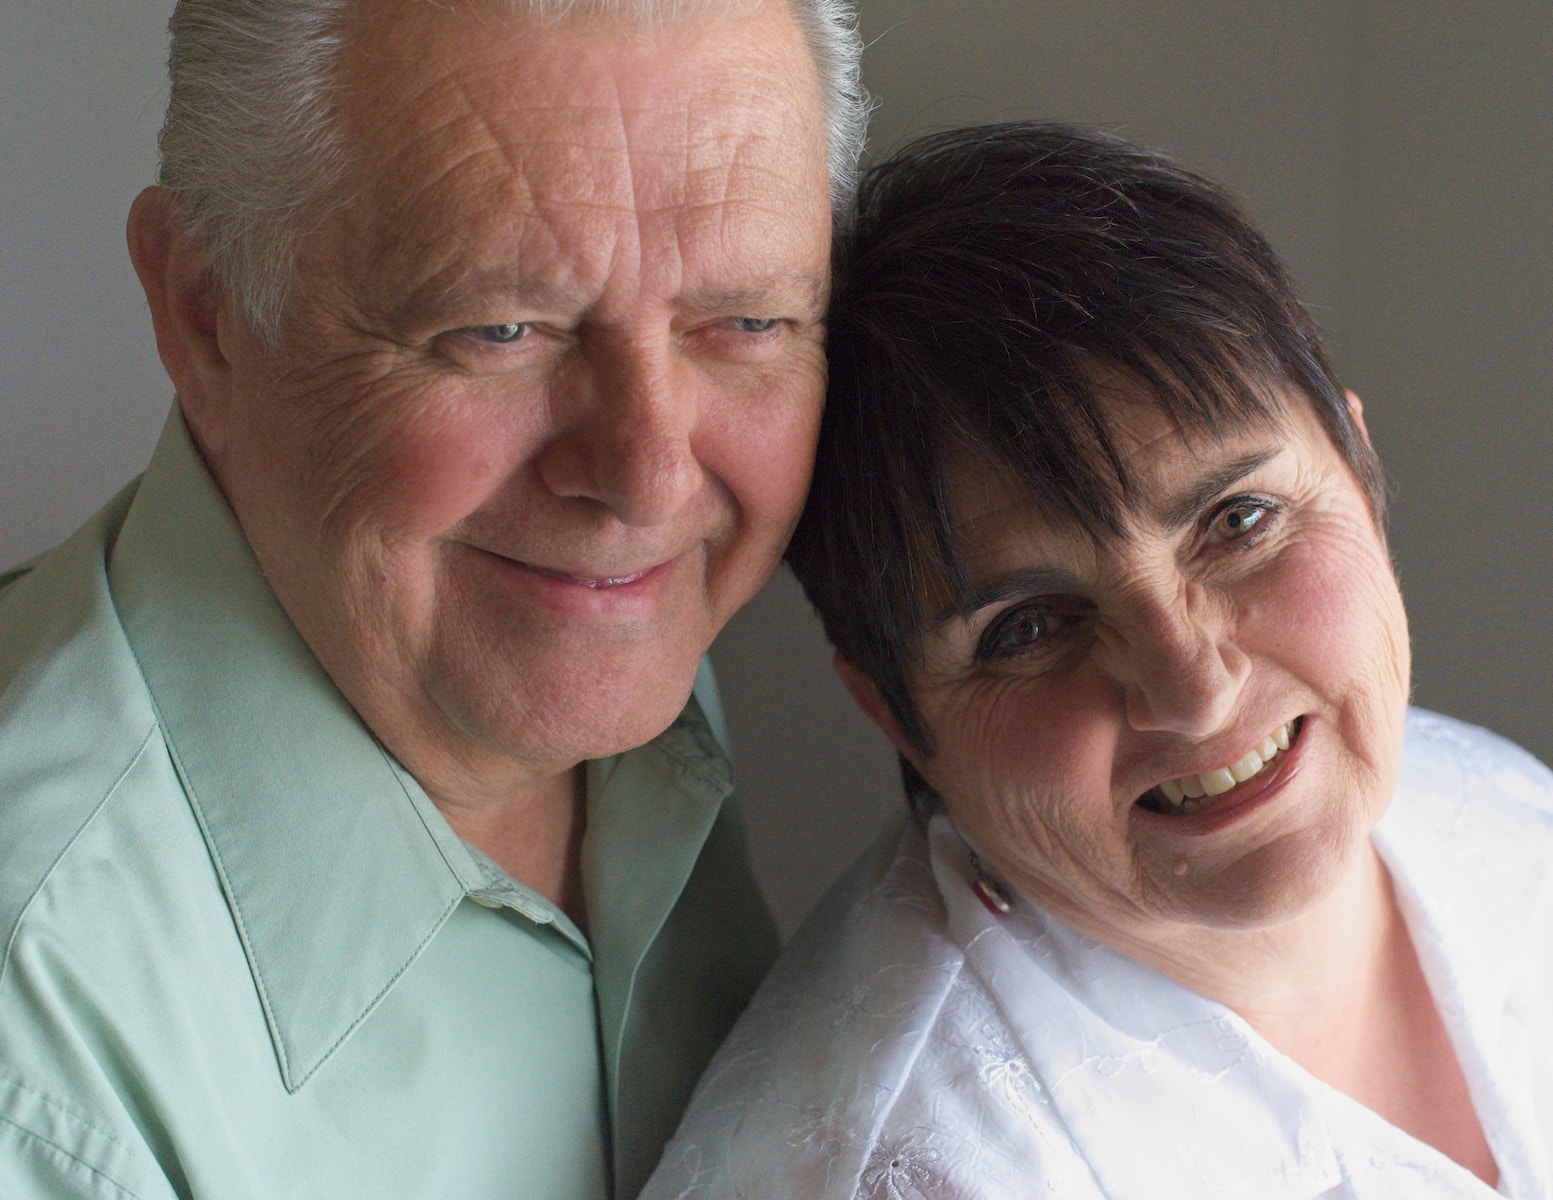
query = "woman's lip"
xmin=1133 ymin=717 xmax=1310 ymax=834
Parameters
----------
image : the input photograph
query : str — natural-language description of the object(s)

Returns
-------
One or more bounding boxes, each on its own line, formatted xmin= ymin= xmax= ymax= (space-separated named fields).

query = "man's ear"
xmin=833 ymin=652 xmax=923 ymax=769
xmin=126 ymin=186 xmax=236 ymax=456
xmin=1344 ymin=389 xmax=1371 ymax=446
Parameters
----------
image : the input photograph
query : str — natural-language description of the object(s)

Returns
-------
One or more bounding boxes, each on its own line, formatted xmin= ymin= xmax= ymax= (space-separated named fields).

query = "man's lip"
xmin=520 ymin=562 xmax=655 ymax=589
xmin=465 ymin=544 xmax=677 ymax=589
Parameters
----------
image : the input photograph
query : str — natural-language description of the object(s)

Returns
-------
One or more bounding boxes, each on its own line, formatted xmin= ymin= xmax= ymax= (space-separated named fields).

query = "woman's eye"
xmin=1210 ymin=498 xmax=1275 ymax=544
xmin=978 ymin=604 xmax=1059 ymax=660
xmin=472 ymin=323 xmax=529 ymax=344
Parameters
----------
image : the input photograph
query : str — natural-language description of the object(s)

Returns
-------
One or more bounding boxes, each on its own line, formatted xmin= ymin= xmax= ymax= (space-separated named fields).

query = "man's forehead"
xmin=340 ymin=0 xmax=801 ymax=124
xmin=338 ymin=1 xmax=822 ymax=211
xmin=323 ymin=0 xmax=830 ymax=323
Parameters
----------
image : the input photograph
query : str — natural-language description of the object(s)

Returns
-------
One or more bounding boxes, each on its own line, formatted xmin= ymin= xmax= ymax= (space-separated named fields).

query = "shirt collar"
xmin=1373 ymin=709 xmax=1553 ymax=1199
xmin=929 ymin=816 xmax=1343 ymax=1198
xmin=107 ymin=409 xmax=734 ymax=1096
xmin=1376 ymin=709 xmax=1553 ymax=1015
xmin=583 ymin=678 xmax=733 ymax=1125
xmin=109 ymin=410 xmax=476 ymax=1089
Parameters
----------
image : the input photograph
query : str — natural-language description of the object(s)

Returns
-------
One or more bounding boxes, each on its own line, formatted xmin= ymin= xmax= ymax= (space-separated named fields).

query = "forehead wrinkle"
xmin=623 ymin=61 xmax=816 ymax=228
xmin=366 ymin=109 xmax=643 ymax=316
xmin=698 ymin=64 xmax=822 ymax=216
xmin=452 ymin=74 xmax=551 ymax=193
xmin=444 ymin=75 xmax=638 ymax=210
xmin=341 ymin=2 xmax=825 ymax=333
xmin=610 ymin=76 xmax=796 ymax=305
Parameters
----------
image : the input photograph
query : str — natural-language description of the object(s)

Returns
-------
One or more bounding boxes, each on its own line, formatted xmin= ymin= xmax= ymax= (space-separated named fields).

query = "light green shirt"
xmin=0 ymin=410 xmax=777 ymax=1199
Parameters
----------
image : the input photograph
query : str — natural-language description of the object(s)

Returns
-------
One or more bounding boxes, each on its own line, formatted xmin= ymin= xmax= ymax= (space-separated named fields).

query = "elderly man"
xmin=0 ymin=1 xmax=863 ymax=1196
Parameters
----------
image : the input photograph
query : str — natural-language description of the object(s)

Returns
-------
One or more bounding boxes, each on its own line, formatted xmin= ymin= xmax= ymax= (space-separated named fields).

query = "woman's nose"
xmin=1105 ymin=598 xmax=1251 ymax=736
xmin=536 ymin=345 xmax=702 ymax=527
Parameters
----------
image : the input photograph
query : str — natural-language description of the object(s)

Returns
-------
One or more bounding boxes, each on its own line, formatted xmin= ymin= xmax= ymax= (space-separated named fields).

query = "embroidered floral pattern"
xmin=858 ymin=1130 xmax=944 ymax=1200
xmin=786 ymin=1097 xmax=852 ymax=1165
xmin=970 ymin=1019 xmax=1049 ymax=1122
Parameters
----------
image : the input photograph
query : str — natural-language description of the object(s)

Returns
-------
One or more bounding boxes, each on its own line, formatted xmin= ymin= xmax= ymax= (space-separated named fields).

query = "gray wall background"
xmin=3 ymin=2 xmax=1549 ymax=939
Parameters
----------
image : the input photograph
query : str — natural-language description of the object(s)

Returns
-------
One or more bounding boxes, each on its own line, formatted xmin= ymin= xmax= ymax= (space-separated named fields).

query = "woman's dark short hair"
xmin=786 ymin=122 xmax=1385 ymax=777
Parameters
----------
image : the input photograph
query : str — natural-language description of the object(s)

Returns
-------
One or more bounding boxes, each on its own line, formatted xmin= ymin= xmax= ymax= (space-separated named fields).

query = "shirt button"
xmin=469 ymin=894 xmax=503 ymax=909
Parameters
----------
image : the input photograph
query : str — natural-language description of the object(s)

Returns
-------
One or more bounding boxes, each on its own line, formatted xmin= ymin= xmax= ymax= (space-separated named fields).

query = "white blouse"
xmin=643 ymin=711 xmax=1553 ymax=1199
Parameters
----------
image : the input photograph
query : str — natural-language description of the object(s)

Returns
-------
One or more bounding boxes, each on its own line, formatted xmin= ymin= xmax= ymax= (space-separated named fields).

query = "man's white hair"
xmin=157 ymin=0 xmax=868 ymax=344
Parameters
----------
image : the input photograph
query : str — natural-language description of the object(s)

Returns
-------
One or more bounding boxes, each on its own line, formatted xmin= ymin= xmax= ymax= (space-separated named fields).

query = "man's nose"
xmin=537 ymin=344 xmax=701 ymax=527
xmin=1099 ymin=592 xmax=1251 ymax=737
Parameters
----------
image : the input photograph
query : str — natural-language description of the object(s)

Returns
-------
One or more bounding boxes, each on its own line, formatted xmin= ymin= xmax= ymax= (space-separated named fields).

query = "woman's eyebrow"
xmin=931 ymin=565 xmax=1086 ymax=626
xmin=1158 ymin=449 xmax=1283 ymax=532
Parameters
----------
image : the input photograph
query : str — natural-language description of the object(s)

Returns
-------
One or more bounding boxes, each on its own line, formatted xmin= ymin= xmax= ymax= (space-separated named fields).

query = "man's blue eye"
xmin=729 ymin=317 xmax=778 ymax=333
xmin=474 ymin=323 xmax=528 ymax=343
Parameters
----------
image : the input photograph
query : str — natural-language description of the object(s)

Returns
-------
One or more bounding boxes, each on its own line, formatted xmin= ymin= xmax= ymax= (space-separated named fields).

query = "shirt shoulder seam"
xmin=0 ymin=723 xmax=160 ymax=986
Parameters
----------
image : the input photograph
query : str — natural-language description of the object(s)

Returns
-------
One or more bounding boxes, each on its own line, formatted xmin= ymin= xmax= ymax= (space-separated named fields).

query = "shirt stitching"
xmin=286 ymin=892 xmax=464 ymax=1089
xmin=645 ymin=717 xmax=731 ymax=796
xmin=0 ymin=1111 xmax=148 ymax=1200
xmin=0 ymin=1069 xmax=131 ymax=1156
xmin=173 ymin=745 xmax=464 ymax=1091
xmin=112 ymin=632 xmax=465 ymax=1092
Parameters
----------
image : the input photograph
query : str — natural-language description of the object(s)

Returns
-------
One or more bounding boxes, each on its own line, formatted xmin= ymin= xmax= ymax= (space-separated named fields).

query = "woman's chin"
xmin=1136 ymin=819 xmax=1370 ymax=937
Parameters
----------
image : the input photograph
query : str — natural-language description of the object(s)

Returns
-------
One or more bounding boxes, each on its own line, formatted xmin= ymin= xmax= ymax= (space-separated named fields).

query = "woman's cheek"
xmin=1249 ymin=523 xmax=1410 ymax=747
xmin=934 ymin=672 xmax=1113 ymax=822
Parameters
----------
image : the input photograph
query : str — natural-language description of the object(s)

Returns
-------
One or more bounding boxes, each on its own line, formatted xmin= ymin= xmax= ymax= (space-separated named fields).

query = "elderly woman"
xmin=642 ymin=124 xmax=1553 ymax=1199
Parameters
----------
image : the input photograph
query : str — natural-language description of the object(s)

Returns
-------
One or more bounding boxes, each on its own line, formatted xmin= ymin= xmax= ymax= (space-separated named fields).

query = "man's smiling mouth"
xmin=524 ymin=562 xmax=654 ymax=589
xmin=1137 ymin=717 xmax=1304 ymax=815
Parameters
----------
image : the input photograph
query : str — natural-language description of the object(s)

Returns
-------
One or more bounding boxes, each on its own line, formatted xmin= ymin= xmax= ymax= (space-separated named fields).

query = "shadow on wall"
xmin=711 ymin=570 xmax=900 ymax=940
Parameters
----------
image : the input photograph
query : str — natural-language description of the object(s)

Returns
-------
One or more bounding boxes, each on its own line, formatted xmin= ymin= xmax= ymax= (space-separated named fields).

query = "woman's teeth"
xmin=1154 ymin=722 xmax=1295 ymax=812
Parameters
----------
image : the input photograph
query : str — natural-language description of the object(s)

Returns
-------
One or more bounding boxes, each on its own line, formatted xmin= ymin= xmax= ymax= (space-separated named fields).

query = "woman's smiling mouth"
xmin=1138 ymin=718 xmax=1305 ymax=815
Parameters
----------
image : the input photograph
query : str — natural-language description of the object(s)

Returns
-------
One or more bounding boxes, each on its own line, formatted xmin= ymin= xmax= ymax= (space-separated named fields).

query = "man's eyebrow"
xmin=392 ymin=274 xmax=586 ymax=326
xmin=930 ymin=565 xmax=1087 ymax=626
xmin=393 ymin=272 xmax=828 ymax=326
xmin=682 ymin=272 xmax=829 ymax=315
xmin=1157 ymin=449 xmax=1283 ymax=532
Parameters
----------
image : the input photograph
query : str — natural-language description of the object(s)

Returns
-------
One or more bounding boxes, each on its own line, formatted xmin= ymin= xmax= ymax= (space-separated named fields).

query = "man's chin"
xmin=425 ymin=636 xmax=711 ymax=771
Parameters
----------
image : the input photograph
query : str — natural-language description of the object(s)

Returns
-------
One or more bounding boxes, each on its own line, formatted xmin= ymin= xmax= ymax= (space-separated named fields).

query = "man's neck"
xmin=434 ymin=765 xmax=590 ymax=930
